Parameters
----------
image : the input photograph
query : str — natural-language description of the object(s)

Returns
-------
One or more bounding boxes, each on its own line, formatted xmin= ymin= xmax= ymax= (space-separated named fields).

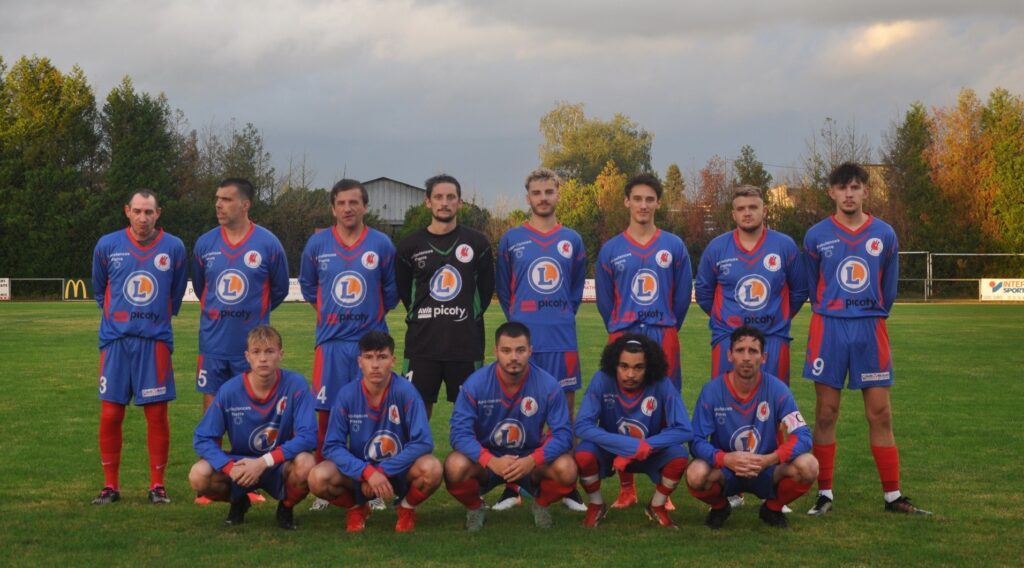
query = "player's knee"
xmin=549 ymin=454 xmax=578 ymax=485
xmin=686 ymin=459 xmax=712 ymax=489
xmin=289 ymin=452 xmax=316 ymax=487
xmin=307 ymin=460 xmax=337 ymax=496
xmin=793 ymin=453 xmax=819 ymax=484
xmin=864 ymin=403 xmax=893 ymax=430
xmin=414 ymin=455 xmax=444 ymax=489
xmin=188 ymin=460 xmax=213 ymax=492
xmin=443 ymin=451 xmax=473 ymax=483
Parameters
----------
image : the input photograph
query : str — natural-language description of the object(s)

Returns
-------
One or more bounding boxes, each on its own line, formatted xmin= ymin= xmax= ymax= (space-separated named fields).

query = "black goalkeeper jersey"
xmin=396 ymin=225 xmax=494 ymax=361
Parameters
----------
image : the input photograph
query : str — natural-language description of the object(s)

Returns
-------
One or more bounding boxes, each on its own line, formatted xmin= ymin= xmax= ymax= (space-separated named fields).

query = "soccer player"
xmin=802 ymin=162 xmax=929 ymax=516
xmin=91 ymin=190 xmax=187 ymax=505
xmin=191 ymin=177 xmax=288 ymax=505
xmin=190 ymin=325 xmax=317 ymax=529
xmin=307 ymin=331 xmax=441 ymax=533
xmin=299 ymin=179 xmax=398 ymax=461
xmin=595 ymin=172 xmax=693 ymax=508
xmin=695 ymin=185 xmax=807 ymax=383
xmin=495 ymin=167 xmax=587 ymax=512
xmin=445 ymin=322 xmax=577 ymax=531
xmin=686 ymin=326 xmax=818 ymax=530
xmin=396 ymin=174 xmax=494 ymax=419
xmin=574 ymin=334 xmax=693 ymax=528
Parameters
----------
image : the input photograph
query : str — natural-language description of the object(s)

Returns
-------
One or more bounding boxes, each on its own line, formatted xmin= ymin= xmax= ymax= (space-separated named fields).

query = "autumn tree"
xmin=539 ymin=101 xmax=653 ymax=184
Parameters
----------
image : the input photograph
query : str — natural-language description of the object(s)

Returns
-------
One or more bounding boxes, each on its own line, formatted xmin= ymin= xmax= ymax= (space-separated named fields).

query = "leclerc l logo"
xmin=123 ymin=271 xmax=158 ymax=306
xmin=490 ymin=420 xmax=526 ymax=449
xmin=735 ymin=275 xmax=770 ymax=311
xmin=429 ymin=265 xmax=462 ymax=302
xmin=630 ymin=269 xmax=659 ymax=305
xmin=364 ymin=431 xmax=403 ymax=461
xmin=527 ymin=257 xmax=562 ymax=294
xmin=836 ymin=257 xmax=870 ymax=294
xmin=215 ymin=269 xmax=248 ymax=305
xmin=332 ymin=271 xmax=367 ymax=307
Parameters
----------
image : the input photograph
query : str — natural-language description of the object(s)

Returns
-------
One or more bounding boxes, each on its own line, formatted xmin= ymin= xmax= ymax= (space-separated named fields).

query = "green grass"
xmin=1 ymin=302 xmax=1022 ymax=566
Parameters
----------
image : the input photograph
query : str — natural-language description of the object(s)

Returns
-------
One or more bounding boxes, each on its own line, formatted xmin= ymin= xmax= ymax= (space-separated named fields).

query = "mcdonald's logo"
xmin=64 ymin=279 xmax=88 ymax=300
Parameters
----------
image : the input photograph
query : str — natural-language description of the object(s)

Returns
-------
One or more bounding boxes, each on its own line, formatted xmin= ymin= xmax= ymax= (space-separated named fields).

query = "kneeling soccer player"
xmin=686 ymin=326 xmax=818 ymax=530
xmin=445 ymin=322 xmax=577 ymax=531
xmin=574 ymin=334 xmax=693 ymax=528
xmin=190 ymin=325 xmax=317 ymax=529
xmin=307 ymin=331 xmax=441 ymax=533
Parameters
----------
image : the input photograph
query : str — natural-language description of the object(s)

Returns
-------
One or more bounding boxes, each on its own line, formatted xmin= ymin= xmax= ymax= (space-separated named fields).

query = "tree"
xmin=539 ymin=101 xmax=653 ymax=184
xmin=689 ymin=155 xmax=731 ymax=250
xmin=555 ymin=178 xmax=601 ymax=276
xmin=594 ymin=160 xmax=628 ymax=243
xmin=982 ymin=88 xmax=1024 ymax=251
xmin=659 ymin=163 xmax=689 ymax=237
xmin=733 ymin=145 xmax=773 ymax=189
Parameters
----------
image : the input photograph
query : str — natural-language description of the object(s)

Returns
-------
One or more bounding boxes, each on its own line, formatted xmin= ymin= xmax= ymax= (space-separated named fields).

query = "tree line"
xmin=2 ymin=56 xmax=1022 ymax=294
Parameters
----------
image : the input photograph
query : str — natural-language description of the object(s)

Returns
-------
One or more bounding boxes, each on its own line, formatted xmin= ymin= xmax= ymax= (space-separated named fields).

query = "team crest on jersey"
xmin=249 ymin=424 xmax=280 ymax=453
xmin=557 ymin=240 xmax=573 ymax=259
xmin=617 ymin=418 xmax=649 ymax=439
xmin=763 ymin=254 xmax=782 ymax=272
xmin=215 ymin=269 xmax=249 ymax=306
xmin=276 ymin=396 xmax=288 ymax=415
xmin=332 ymin=271 xmax=367 ymax=307
xmin=735 ymin=275 xmax=770 ymax=311
xmin=490 ymin=419 xmax=526 ymax=449
xmin=154 ymin=253 xmax=171 ymax=272
xmin=388 ymin=404 xmax=401 ymax=425
xmin=429 ymin=265 xmax=462 ymax=301
xmin=455 ymin=244 xmax=474 ymax=263
xmin=361 ymin=251 xmax=380 ymax=270
xmin=244 ymin=251 xmax=262 ymax=269
xmin=630 ymin=269 xmax=659 ymax=306
xmin=655 ymin=250 xmax=673 ymax=268
xmin=520 ymin=397 xmax=538 ymax=417
xmin=123 ymin=271 xmax=158 ymax=307
xmin=836 ymin=256 xmax=870 ymax=293
xmin=756 ymin=401 xmax=770 ymax=422
xmin=866 ymin=238 xmax=883 ymax=257
xmin=527 ymin=257 xmax=562 ymax=294
xmin=641 ymin=396 xmax=658 ymax=416
xmin=729 ymin=426 xmax=761 ymax=453
xmin=364 ymin=431 xmax=403 ymax=462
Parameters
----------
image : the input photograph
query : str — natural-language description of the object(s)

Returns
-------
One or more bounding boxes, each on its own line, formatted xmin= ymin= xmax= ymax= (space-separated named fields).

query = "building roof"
xmin=363 ymin=177 xmax=425 ymax=193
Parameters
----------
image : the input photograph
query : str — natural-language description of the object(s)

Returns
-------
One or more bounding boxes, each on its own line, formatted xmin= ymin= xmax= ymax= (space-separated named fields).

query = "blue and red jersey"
xmin=690 ymin=372 xmax=811 ymax=467
xmin=191 ymin=224 xmax=289 ymax=358
xmin=322 ymin=374 xmax=433 ymax=480
xmin=595 ymin=229 xmax=693 ymax=333
xmin=803 ymin=215 xmax=899 ymax=319
xmin=575 ymin=370 xmax=693 ymax=458
xmin=496 ymin=223 xmax=586 ymax=352
xmin=299 ymin=225 xmax=398 ymax=346
xmin=92 ymin=228 xmax=188 ymax=350
xmin=193 ymin=369 xmax=317 ymax=472
xmin=695 ymin=228 xmax=807 ymax=344
xmin=450 ymin=362 xmax=572 ymax=465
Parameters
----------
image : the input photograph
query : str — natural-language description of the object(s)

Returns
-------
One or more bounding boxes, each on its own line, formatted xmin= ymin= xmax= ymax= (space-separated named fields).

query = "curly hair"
xmin=599 ymin=333 xmax=667 ymax=386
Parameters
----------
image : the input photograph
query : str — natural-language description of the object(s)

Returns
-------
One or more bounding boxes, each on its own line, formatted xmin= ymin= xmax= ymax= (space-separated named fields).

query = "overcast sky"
xmin=3 ymin=0 xmax=1022 ymax=206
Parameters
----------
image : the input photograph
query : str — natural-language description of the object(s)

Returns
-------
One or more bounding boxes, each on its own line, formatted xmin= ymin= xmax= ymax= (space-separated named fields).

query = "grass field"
xmin=1 ymin=301 xmax=1022 ymax=566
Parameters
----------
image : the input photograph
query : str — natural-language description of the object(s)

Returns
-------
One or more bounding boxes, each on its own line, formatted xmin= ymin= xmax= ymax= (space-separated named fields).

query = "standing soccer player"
xmin=595 ymin=173 xmax=693 ymax=508
xmin=444 ymin=322 xmax=577 ymax=531
xmin=307 ymin=331 xmax=441 ymax=533
xmin=396 ymin=174 xmax=494 ymax=419
xmin=190 ymin=326 xmax=317 ymax=529
xmin=91 ymin=191 xmax=187 ymax=505
xmin=574 ymin=334 xmax=693 ymax=529
xmin=686 ymin=326 xmax=818 ymax=530
xmin=495 ymin=167 xmax=587 ymax=512
xmin=695 ymin=185 xmax=807 ymax=383
xmin=192 ymin=178 xmax=289 ymax=411
xmin=802 ymin=162 xmax=929 ymax=516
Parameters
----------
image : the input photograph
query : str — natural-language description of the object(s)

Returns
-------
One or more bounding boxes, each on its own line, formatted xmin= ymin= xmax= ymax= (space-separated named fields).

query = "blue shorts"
xmin=803 ymin=314 xmax=894 ymax=389
xmin=722 ymin=465 xmax=778 ymax=500
xmin=610 ymin=325 xmax=682 ymax=391
xmin=225 ymin=454 xmax=287 ymax=502
xmin=712 ymin=335 xmax=792 ymax=384
xmin=531 ymin=351 xmax=582 ymax=392
xmin=99 ymin=337 xmax=176 ymax=405
xmin=195 ymin=353 xmax=249 ymax=394
xmin=575 ymin=440 xmax=688 ymax=484
xmin=313 ymin=340 xmax=361 ymax=410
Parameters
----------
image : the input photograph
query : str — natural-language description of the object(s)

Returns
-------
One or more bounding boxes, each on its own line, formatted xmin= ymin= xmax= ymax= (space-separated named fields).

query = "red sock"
xmin=689 ymin=483 xmax=728 ymax=509
xmin=99 ymin=401 xmax=126 ymax=489
xmin=316 ymin=410 xmax=330 ymax=462
xmin=447 ymin=478 xmax=483 ymax=510
xmin=871 ymin=445 xmax=901 ymax=492
xmin=575 ymin=451 xmax=601 ymax=493
xmin=620 ymin=471 xmax=635 ymax=488
xmin=143 ymin=401 xmax=170 ymax=488
xmin=282 ymin=483 xmax=309 ymax=508
xmin=654 ymin=457 xmax=688 ymax=495
xmin=766 ymin=477 xmax=812 ymax=511
xmin=536 ymin=478 xmax=572 ymax=507
xmin=403 ymin=484 xmax=430 ymax=508
xmin=330 ymin=490 xmax=355 ymax=509
xmin=813 ymin=442 xmax=836 ymax=490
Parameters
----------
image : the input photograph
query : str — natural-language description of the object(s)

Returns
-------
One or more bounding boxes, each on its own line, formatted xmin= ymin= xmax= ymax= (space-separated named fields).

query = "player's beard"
xmin=433 ymin=212 xmax=456 ymax=223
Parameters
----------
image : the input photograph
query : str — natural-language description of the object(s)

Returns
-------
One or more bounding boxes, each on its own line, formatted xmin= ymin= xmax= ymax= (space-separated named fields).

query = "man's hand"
xmin=229 ymin=458 xmax=268 ymax=487
xmin=486 ymin=455 xmax=517 ymax=478
xmin=722 ymin=452 xmax=764 ymax=478
xmin=363 ymin=469 xmax=395 ymax=501
xmin=502 ymin=456 xmax=537 ymax=482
